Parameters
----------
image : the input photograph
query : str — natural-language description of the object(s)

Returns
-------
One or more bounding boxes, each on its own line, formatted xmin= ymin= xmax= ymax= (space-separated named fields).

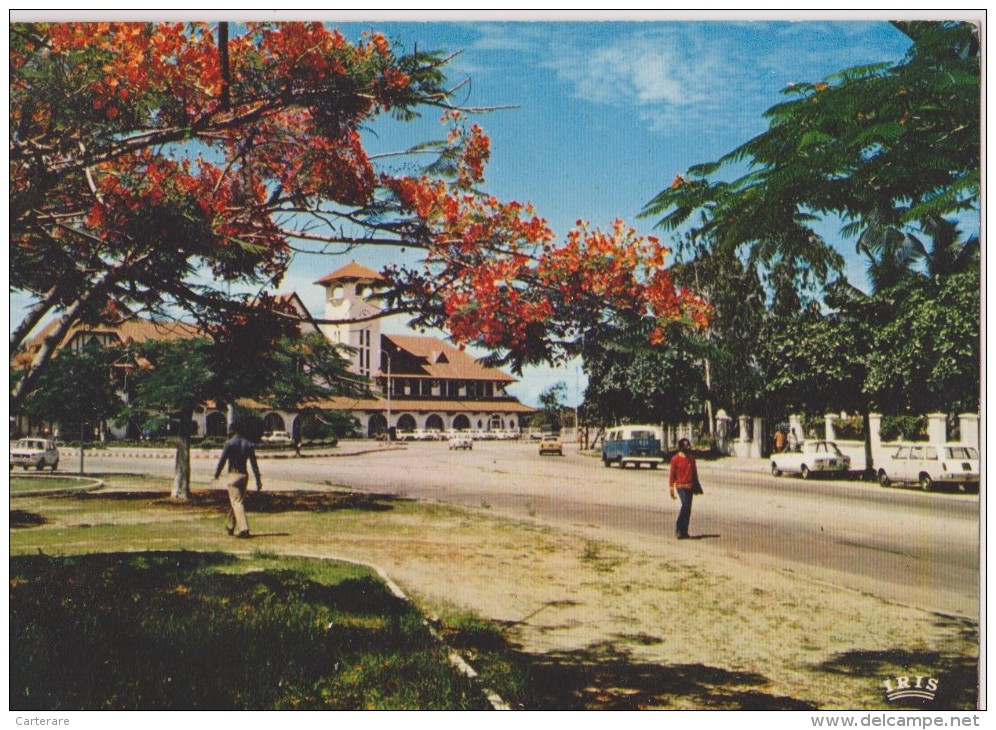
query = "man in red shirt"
xmin=669 ymin=438 xmax=700 ymax=539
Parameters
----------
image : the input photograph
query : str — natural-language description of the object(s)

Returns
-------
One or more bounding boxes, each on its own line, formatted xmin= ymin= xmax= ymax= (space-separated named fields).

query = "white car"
xmin=448 ymin=433 xmax=473 ymax=450
xmin=771 ymin=440 xmax=851 ymax=479
xmin=10 ymin=438 xmax=60 ymax=471
xmin=877 ymin=443 xmax=980 ymax=491
xmin=261 ymin=431 xmax=292 ymax=444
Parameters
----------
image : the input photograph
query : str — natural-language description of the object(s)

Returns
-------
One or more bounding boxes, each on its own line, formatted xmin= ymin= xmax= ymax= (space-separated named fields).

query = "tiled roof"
xmin=382 ymin=334 xmax=517 ymax=383
xmin=15 ymin=318 xmax=202 ymax=366
xmin=314 ymin=261 xmax=384 ymax=286
xmin=240 ymin=394 xmax=534 ymax=414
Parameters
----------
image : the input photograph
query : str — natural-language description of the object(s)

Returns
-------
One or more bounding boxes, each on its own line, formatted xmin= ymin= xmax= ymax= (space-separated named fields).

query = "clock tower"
xmin=314 ymin=261 xmax=384 ymax=382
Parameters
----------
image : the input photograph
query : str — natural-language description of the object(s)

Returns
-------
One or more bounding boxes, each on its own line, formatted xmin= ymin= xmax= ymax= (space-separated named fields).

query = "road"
xmin=85 ymin=440 xmax=981 ymax=618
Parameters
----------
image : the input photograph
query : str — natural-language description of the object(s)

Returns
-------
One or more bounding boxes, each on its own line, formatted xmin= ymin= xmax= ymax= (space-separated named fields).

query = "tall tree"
xmin=124 ymin=301 xmax=357 ymax=498
xmin=864 ymin=268 xmax=981 ymax=416
xmin=668 ymin=238 xmax=769 ymax=422
xmin=11 ymin=21 xmax=710 ymax=408
xmin=18 ymin=342 xmax=123 ymax=449
xmin=642 ymin=21 xmax=980 ymax=292
xmin=126 ymin=338 xmax=216 ymax=498
xmin=535 ymin=381 xmax=568 ymax=432
xmin=581 ymin=318 xmax=707 ymax=429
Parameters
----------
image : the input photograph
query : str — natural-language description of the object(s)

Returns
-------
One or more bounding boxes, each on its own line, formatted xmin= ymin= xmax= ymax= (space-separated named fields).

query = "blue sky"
xmin=272 ymin=18 xmax=917 ymax=406
xmin=11 ymin=14 xmax=961 ymax=407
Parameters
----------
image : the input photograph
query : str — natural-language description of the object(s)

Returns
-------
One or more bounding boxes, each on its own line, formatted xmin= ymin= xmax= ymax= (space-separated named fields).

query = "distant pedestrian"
xmin=214 ymin=424 xmax=263 ymax=539
xmin=788 ymin=428 xmax=800 ymax=452
xmin=669 ymin=438 xmax=702 ymax=540
xmin=773 ymin=429 xmax=786 ymax=453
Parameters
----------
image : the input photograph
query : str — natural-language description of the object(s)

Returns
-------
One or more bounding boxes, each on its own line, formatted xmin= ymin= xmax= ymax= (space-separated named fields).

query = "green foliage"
xmin=864 ymin=269 xmax=980 ymax=414
xmin=833 ymin=415 xmax=865 ymax=441
xmin=266 ymin=333 xmax=363 ymax=411
xmin=131 ymin=338 xmax=216 ymax=414
xmin=642 ymin=22 xmax=980 ymax=293
xmin=535 ymin=381 xmax=568 ymax=431
xmin=19 ymin=343 xmax=123 ymax=438
xmin=669 ymin=240 xmax=768 ymax=415
xmin=638 ymin=23 xmax=980 ymax=426
xmin=879 ymin=415 xmax=929 ymax=443
xmin=581 ymin=319 xmax=706 ymax=427
xmin=760 ymin=303 xmax=872 ymax=416
xmin=298 ymin=409 xmax=358 ymax=440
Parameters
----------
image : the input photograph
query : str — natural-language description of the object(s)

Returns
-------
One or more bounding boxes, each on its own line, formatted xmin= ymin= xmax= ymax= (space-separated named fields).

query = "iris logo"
xmin=883 ymin=676 xmax=939 ymax=702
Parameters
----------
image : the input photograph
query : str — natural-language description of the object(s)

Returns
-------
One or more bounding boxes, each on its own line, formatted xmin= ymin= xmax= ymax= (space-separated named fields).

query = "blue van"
xmin=601 ymin=425 xmax=664 ymax=469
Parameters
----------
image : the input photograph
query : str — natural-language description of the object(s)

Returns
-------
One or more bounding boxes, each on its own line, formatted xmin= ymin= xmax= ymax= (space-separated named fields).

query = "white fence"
xmin=712 ymin=411 xmax=980 ymax=468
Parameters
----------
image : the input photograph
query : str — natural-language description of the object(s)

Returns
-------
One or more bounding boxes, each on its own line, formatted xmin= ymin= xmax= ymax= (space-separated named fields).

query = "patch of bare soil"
xmin=304 ymin=502 xmax=978 ymax=710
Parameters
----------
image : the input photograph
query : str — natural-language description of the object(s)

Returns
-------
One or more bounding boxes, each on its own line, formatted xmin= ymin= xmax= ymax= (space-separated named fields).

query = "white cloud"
xmin=463 ymin=21 xmax=909 ymax=135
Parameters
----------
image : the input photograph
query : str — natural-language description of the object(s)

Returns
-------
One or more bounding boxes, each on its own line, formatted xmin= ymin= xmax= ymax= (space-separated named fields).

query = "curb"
xmin=75 ymin=445 xmax=409 ymax=460
xmin=247 ymin=550 xmax=510 ymax=711
xmin=10 ymin=476 xmax=105 ymax=498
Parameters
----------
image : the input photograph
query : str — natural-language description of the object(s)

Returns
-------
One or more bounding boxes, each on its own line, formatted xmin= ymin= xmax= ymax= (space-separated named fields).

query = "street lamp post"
xmin=385 ymin=350 xmax=392 ymax=441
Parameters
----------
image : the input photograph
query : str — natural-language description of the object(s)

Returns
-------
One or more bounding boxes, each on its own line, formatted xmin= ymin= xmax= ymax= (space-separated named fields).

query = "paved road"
xmin=85 ymin=440 xmax=981 ymax=618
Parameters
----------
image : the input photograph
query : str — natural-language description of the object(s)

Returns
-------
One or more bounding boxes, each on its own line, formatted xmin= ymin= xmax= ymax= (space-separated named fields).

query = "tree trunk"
xmin=862 ymin=409 xmax=875 ymax=477
xmin=171 ymin=406 xmax=194 ymax=499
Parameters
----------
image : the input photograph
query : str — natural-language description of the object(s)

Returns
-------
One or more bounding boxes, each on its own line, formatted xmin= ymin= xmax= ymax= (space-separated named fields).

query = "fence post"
xmin=958 ymin=413 xmax=979 ymax=447
xmin=715 ymin=409 xmax=731 ymax=455
xmin=788 ymin=414 xmax=803 ymax=445
xmin=868 ymin=413 xmax=883 ymax=464
xmin=736 ymin=415 xmax=750 ymax=458
xmin=927 ymin=413 xmax=947 ymax=444
xmin=751 ymin=416 xmax=765 ymax=458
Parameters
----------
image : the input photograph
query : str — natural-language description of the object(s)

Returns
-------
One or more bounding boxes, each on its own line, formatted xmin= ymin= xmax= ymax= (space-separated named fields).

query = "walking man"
xmin=669 ymin=438 xmax=700 ymax=540
xmin=214 ymin=424 xmax=263 ymax=538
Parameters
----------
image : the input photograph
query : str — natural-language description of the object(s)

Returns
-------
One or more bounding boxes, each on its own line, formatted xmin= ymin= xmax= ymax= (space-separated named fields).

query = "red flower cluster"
xmin=383 ymin=121 xmax=712 ymax=358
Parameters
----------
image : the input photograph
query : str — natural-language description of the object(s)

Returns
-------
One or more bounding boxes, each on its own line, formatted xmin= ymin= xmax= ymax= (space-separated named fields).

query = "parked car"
xmin=261 ymin=431 xmax=292 ymax=444
xmin=538 ymin=433 xmax=563 ymax=456
xmin=601 ymin=425 xmax=663 ymax=469
xmin=877 ymin=443 xmax=980 ymax=491
xmin=10 ymin=438 xmax=60 ymax=471
xmin=448 ymin=433 xmax=474 ymax=450
xmin=771 ymin=440 xmax=851 ymax=479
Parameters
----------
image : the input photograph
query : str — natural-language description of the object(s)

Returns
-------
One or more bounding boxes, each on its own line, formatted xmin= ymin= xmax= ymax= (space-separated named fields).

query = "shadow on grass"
xmin=444 ymin=623 xmax=816 ymax=710
xmin=72 ymin=489 xmax=406 ymax=515
xmin=523 ymin=648 xmax=817 ymax=710
xmin=11 ymin=510 xmax=49 ymax=529
xmin=815 ymin=615 xmax=980 ymax=710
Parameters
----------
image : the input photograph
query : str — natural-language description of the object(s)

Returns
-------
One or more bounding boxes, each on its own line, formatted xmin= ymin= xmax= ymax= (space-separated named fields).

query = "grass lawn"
xmin=11 ymin=475 xmax=100 ymax=493
xmin=10 ymin=550 xmax=491 ymax=710
xmin=9 ymin=475 xmax=538 ymax=710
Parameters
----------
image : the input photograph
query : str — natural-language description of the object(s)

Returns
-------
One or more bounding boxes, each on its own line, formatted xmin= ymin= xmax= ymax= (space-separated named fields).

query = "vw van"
xmin=601 ymin=425 xmax=664 ymax=469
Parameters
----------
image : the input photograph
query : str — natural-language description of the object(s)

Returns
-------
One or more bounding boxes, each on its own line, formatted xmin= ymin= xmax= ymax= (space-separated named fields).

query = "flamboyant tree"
xmin=11 ymin=21 xmax=709 ymax=410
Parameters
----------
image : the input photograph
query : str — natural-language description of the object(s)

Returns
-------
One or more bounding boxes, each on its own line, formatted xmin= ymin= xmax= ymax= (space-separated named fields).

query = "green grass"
xmin=10 ymin=476 xmax=99 ymax=493
xmin=10 ymin=551 xmax=491 ymax=711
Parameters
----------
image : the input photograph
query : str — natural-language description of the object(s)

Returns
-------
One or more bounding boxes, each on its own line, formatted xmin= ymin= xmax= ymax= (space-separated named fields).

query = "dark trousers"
xmin=675 ymin=488 xmax=693 ymax=537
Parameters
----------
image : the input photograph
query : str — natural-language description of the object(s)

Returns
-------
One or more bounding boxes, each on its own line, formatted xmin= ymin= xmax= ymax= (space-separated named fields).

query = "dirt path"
xmin=336 ymin=505 xmax=978 ymax=710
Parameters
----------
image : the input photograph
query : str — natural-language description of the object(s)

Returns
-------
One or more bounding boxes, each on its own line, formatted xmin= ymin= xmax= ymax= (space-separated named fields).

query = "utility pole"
xmin=385 ymin=349 xmax=392 ymax=441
